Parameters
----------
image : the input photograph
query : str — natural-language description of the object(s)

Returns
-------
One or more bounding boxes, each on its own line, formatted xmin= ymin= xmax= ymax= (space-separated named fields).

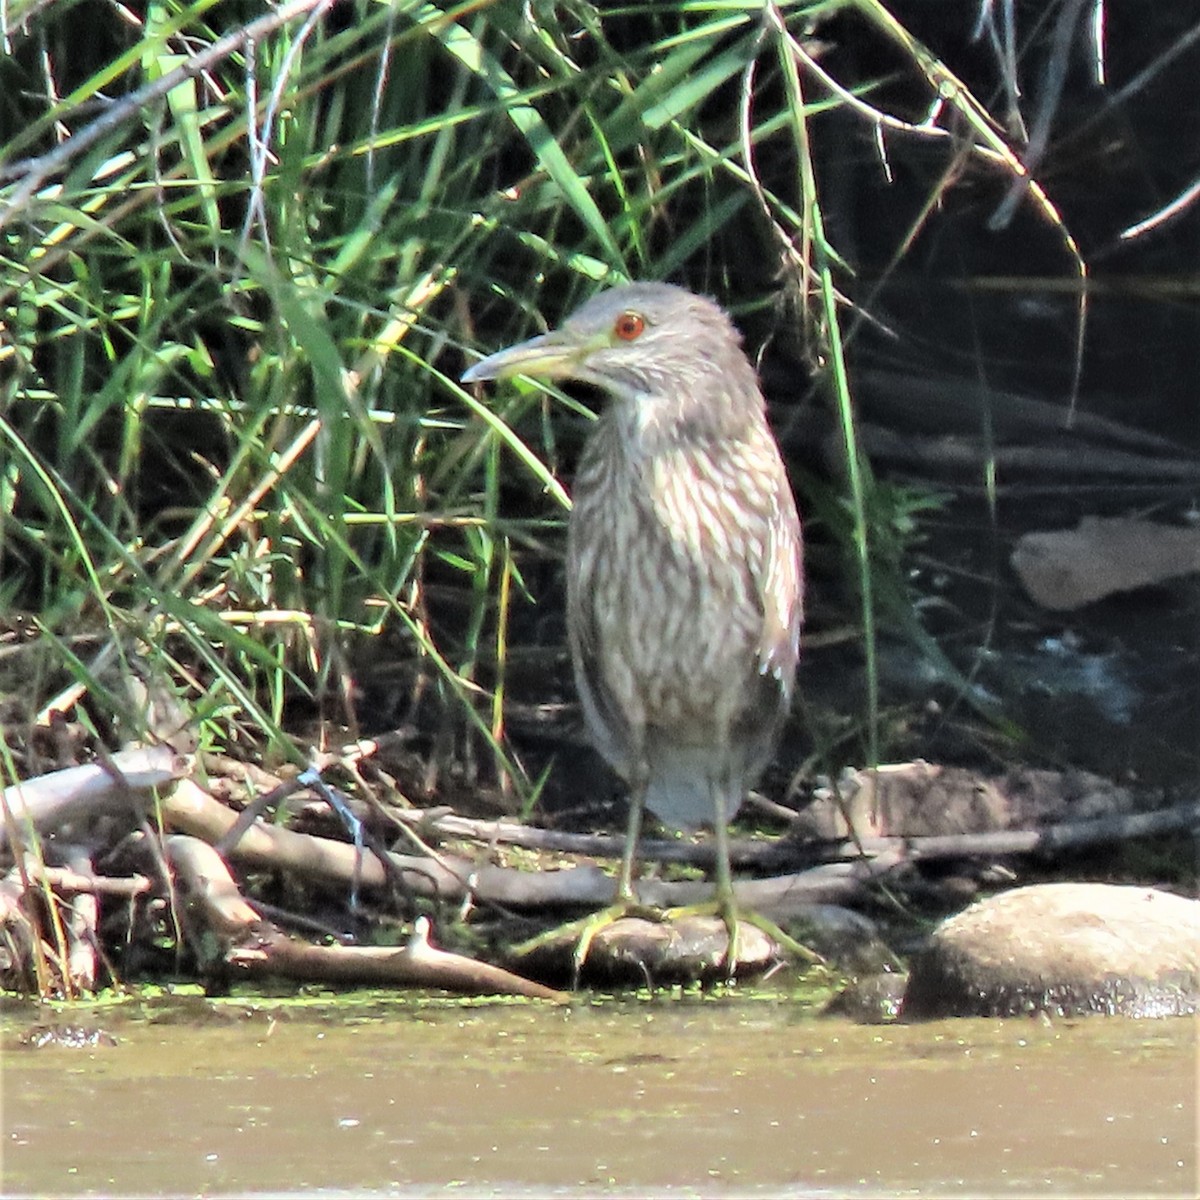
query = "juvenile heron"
xmin=463 ymin=282 xmax=803 ymax=970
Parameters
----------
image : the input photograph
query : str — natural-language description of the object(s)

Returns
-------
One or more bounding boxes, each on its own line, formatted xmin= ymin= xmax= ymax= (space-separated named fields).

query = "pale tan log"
xmin=227 ymin=918 xmax=568 ymax=1001
xmin=1 ymin=745 xmax=190 ymax=848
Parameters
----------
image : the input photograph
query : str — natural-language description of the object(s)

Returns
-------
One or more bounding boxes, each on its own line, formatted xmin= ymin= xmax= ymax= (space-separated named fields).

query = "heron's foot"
xmin=656 ymin=897 xmax=742 ymax=979
xmin=511 ymin=899 xmax=822 ymax=989
xmin=511 ymin=900 xmax=663 ymax=988
xmin=739 ymin=910 xmax=825 ymax=968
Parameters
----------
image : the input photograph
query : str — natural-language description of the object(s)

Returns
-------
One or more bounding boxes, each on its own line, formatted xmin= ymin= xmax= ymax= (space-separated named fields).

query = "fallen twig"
xmin=165 ymin=835 xmax=264 ymax=937
xmin=161 ymin=778 xmax=892 ymax=912
xmin=0 ymin=0 xmax=334 ymax=231
xmin=61 ymin=847 xmax=99 ymax=992
xmin=165 ymin=834 xmax=565 ymax=1000
xmin=384 ymin=805 xmax=796 ymax=869
xmin=892 ymin=799 xmax=1200 ymax=860
xmin=12 ymin=864 xmax=153 ymax=898
xmin=228 ymin=919 xmax=569 ymax=1001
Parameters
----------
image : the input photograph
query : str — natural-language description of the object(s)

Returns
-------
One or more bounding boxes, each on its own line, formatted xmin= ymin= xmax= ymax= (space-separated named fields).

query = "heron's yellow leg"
xmin=665 ymin=783 xmax=824 ymax=976
xmin=512 ymin=768 xmax=656 ymax=987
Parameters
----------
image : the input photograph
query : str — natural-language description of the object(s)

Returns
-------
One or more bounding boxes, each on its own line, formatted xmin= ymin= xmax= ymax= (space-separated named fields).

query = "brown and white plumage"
xmin=464 ymin=282 xmax=803 ymax=931
xmin=562 ymin=286 xmax=802 ymax=830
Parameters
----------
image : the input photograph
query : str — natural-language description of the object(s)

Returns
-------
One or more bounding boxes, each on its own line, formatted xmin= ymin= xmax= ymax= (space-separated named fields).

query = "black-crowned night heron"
xmin=463 ymin=282 xmax=804 ymax=973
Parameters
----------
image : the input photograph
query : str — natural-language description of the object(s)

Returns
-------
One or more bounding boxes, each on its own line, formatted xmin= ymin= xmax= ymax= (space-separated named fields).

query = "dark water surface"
xmin=1 ymin=995 xmax=1195 ymax=1197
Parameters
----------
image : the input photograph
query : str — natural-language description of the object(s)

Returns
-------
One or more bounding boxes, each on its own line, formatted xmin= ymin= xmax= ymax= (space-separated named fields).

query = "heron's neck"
xmin=607 ymin=379 xmax=762 ymax=459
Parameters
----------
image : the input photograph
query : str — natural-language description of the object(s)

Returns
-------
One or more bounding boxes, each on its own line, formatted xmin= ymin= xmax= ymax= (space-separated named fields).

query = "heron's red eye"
xmin=614 ymin=312 xmax=645 ymax=341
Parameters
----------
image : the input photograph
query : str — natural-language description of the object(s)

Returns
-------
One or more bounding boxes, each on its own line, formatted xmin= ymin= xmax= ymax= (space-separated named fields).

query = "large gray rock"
xmin=903 ymin=882 xmax=1200 ymax=1018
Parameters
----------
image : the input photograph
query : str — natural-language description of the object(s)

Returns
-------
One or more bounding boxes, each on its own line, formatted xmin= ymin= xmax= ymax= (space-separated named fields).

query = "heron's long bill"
xmin=462 ymin=330 xmax=602 ymax=383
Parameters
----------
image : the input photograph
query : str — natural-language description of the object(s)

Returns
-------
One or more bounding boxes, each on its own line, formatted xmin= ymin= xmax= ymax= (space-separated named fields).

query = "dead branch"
xmin=852 ymin=421 xmax=1200 ymax=485
xmin=633 ymin=854 xmax=905 ymax=921
xmin=165 ymin=834 xmax=565 ymax=999
xmin=228 ymin=919 xmax=568 ymax=1001
xmin=165 ymin=835 xmax=264 ymax=937
xmin=61 ymin=847 xmax=98 ymax=992
xmin=0 ymin=0 xmax=334 ymax=231
xmin=162 ymin=778 xmax=484 ymax=898
xmin=160 ymin=778 xmax=893 ymax=913
xmin=17 ymin=866 xmax=153 ymax=898
xmin=380 ymin=783 xmax=1198 ymax=876
xmin=882 ymin=798 xmax=1200 ymax=860
xmin=386 ymin=806 xmax=792 ymax=869
xmin=854 ymin=370 xmax=1197 ymax=457
xmin=0 ymin=745 xmax=191 ymax=849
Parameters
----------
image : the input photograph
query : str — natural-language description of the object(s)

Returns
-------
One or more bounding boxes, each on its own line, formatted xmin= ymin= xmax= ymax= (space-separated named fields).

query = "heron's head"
xmin=462 ymin=283 xmax=763 ymax=436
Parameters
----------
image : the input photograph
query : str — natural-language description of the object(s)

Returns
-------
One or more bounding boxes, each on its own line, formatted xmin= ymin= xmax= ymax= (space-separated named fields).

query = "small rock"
xmin=16 ymin=1024 xmax=118 ymax=1050
xmin=826 ymin=972 xmax=908 ymax=1023
xmin=903 ymin=882 xmax=1200 ymax=1019
xmin=784 ymin=904 xmax=895 ymax=974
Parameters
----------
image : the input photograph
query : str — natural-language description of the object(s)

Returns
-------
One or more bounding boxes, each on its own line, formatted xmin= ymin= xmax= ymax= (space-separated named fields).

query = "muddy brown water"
xmin=1 ymin=993 xmax=1195 ymax=1197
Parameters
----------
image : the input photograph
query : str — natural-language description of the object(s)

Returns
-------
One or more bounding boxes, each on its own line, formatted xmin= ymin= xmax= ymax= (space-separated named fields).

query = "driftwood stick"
xmin=216 ymin=773 xmax=317 ymax=856
xmin=161 ymin=779 xmax=890 ymax=912
xmin=201 ymin=753 xmax=286 ymax=794
xmin=635 ymin=853 xmax=905 ymax=919
xmin=227 ymin=918 xmax=569 ymax=1001
xmin=164 ymin=779 xmax=629 ymax=908
xmin=0 ymin=745 xmax=191 ymax=848
xmin=61 ymin=847 xmax=99 ymax=992
xmin=387 ymin=807 xmax=792 ymax=868
xmin=855 ymin=419 xmax=1200 ymax=484
xmin=386 ymin=795 xmax=1200 ymax=872
xmin=843 ymin=798 xmax=1200 ymax=862
xmin=166 ymin=835 xmax=563 ymax=998
xmin=162 ymin=779 xmax=480 ymax=897
xmin=0 ymin=0 xmax=334 ymax=229
xmin=165 ymin=835 xmax=264 ymax=936
xmin=18 ymin=866 xmax=153 ymax=898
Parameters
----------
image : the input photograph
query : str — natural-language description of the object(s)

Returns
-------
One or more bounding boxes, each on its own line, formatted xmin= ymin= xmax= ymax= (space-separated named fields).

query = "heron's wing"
xmin=756 ymin=481 xmax=804 ymax=694
xmin=567 ymin=579 xmax=638 ymax=780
